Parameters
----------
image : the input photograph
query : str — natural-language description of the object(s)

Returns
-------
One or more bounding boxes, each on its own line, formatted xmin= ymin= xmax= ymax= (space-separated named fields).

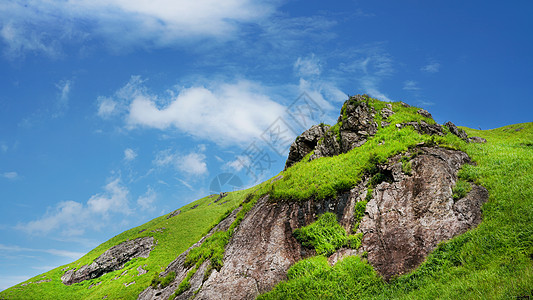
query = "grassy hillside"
xmin=260 ymin=122 xmax=533 ymax=299
xmin=0 ymin=189 xmax=254 ymax=299
xmin=1 ymin=97 xmax=531 ymax=299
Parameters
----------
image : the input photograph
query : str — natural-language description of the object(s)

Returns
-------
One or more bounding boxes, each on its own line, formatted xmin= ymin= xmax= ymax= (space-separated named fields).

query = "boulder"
xmin=357 ymin=147 xmax=488 ymax=280
xmin=61 ymin=237 xmax=154 ymax=285
xmin=285 ymin=124 xmax=330 ymax=169
xmin=445 ymin=121 xmax=469 ymax=141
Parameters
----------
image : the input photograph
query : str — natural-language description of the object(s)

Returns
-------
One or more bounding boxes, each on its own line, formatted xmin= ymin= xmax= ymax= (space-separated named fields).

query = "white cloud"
xmin=137 ymin=187 xmax=156 ymax=211
xmin=336 ymin=45 xmax=395 ymax=102
xmin=176 ymin=178 xmax=194 ymax=190
xmin=87 ymin=178 xmax=130 ymax=215
xmin=178 ymin=153 xmax=208 ymax=176
xmin=2 ymin=172 xmax=18 ymax=179
xmin=294 ymin=54 xmax=321 ymax=77
xmin=96 ymin=97 xmax=117 ymax=118
xmin=224 ymin=156 xmax=248 ymax=172
xmin=0 ymin=244 xmax=84 ymax=260
xmin=154 ymin=149 xmax=208 ymax=176
xmin=124 ymin=148 xmax=137 ymax=161
xmin=112 ymin=77 xmax=287 ymax=145
xmin=403 ymin=80 xmax=420 ymax=91
xmin=53 ymin=80 xmax=72 ymax=117
xmin=17 ymin=178 xmax=131 ymax=236
xmin=421 ymin=62 xmax=440 ymax=73
xmin=0 ymin=0 xmax=277 ymax=56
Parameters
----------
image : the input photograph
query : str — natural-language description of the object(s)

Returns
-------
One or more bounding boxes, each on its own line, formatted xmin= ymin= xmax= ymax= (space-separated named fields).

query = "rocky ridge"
xmin=137 ymin=96 xmax=489 ymax=299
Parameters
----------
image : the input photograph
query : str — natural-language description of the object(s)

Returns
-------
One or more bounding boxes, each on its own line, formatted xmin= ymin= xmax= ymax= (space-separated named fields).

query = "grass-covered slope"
xmin=1 ymin=97 xmax=531 ymax=299
xmin=260 ymin=122 xmax=533 ymax=299
xmin=0 ymin=189 xmax=253 ymax=299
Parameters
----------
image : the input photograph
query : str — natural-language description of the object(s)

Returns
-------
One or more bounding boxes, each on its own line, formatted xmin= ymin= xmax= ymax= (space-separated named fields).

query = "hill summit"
xmin=2 ymin=95 xmax=532 ymax=299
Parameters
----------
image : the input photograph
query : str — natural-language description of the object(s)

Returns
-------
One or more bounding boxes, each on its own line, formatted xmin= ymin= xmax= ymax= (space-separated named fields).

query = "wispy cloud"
xmin=421 ymin=62 xmax=440 ymax=73
xmin=0 ymin=244 xmax=85 ymax=260
xmin=124 ymin=148 xmax=137 ymax=161
xmin=16 ymin=178 xmax=131 ymax=236
xmin=294 ymin=54 xmax=321 ymax=77
xmin=176 ymin=178 xmax=194 ymax=191
xmin=154 ymin=149 xmax=208 ymax=176
xmin=335 ymin=44 xmax=395 ymax=101
xmin=403 ymin=80 xmax=421 ymax=91
xmin=0 ymin=0 xmax=277 ymax=57
xmin=1 ymin=171 xmax=18 ymax=180
xmin=137 ymin=187 xmax=156 ymax=212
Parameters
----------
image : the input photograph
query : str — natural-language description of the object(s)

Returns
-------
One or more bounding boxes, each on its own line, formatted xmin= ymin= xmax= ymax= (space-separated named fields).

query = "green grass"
xmin=0 ymin=189 xmax=253 ymax=300
xmin=269 ymin=99 xmax=449 ymax=202
xmin=260 ymin=122 xmax=533 ymax=299
xmin=2 ymin=95 xmax=531 ymax=300
xmin=293 ymin=213 xmax=352 ymax=256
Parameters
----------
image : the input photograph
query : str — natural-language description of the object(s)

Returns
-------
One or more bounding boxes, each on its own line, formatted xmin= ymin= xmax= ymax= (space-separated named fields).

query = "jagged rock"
xmin=417 ymin=109 xmax=433 ymax=119
xmin=191 ymin=204 xmax=199 ymax=209
xmin=137 ymin=206 xmax=244 ymax=300
xmin=380 ymin=107 xmax=394 ymax=119
xmin=167 ymin=210 xmax=181 ymax=219
xmin=285 ymin=124 xmax=330 ymax=169
xmin=445 ymin=121 xmax=469 ymax=141
xmin=61 ymin=237 xmax=154 ymax=285
xmin=311 ymin=129 xmax=341 ymax=160
xmin=357 ymin=147 xmax=488 ymax=280
xmin=139 ymin=185 xmax=367 ymax=300
xmin=400 ymin=101 xmax=410 ymax=107
xmin=397 ymin=121 xmax=444 ymax=136
xmin=469 ymin=136 xmax=487 ymax=143
xmin=338 ymin=98 xmax=378 ymax=153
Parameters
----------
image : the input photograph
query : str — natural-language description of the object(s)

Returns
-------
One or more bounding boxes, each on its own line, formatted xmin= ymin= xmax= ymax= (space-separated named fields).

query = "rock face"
xmin=285 ymin=124 xmax=329 ymax=169
xmin=358 ymin=147 xmax=488 ymax=280
xmin=61 ymin=237 xmax=154 ymax=285
xmin=138 ymin=99 xmax=489 ymax=298
xmin=139 ymin=186 xmax=366 ymax=300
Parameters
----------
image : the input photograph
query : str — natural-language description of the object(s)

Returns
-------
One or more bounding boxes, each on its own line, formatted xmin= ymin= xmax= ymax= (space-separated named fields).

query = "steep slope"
xmin=1 ymin=96 xmax=532 ymax=299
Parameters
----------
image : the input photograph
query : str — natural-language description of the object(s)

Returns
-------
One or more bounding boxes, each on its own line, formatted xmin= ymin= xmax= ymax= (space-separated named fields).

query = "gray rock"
xmin=380 ymin=107 xmax=394 ymax=119
xmin=417 ymin=109 xmax=433 ymax=119
xmin=445 ymin=121 xmax=469 ymax=141
xmin=167 ymin=210 xmax=181 ymax=219
xmin=357 ymin=147 xmax=488 ymax=280
xmin=397 ymin=121 xmax=444 ymax=136
xmin=469 ymin=136 xmax=487 ymax=143
xmin=285 ymin=124 xmax=330 ymax=169
xmin=61 ymin=237 xmax=154 ymax=285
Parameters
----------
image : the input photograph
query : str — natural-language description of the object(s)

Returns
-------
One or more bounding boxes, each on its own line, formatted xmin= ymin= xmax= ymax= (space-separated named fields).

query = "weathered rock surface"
xmin=396 ymin=121 xmax=444 ymax=136
xmin=358 ymin=147 xmax=488 ymax=280
xmin=311 ymin=96 xmax=379 ymax=161
xmin=61 ymin=237 xmax=154 ymax=285
xmin=139 ymin=185 xmax=366 ymax=300
xmin=445 ymin=121 xmax=468 ymax=140
xmin=285 ymin=124 xmax=329 ymax=169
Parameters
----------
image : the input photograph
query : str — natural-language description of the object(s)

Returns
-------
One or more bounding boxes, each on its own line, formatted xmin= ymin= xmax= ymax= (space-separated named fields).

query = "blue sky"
xmin=0 ymin=0 xmax=532 ymax=290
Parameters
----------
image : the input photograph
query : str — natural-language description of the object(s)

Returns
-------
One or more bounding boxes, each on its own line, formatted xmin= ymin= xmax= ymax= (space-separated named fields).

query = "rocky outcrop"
xmin=445 ymin=121 xmax=468 ymax=140
xmin=285 ymin=124 xmax=329 ymax=169
xmin=311 ymin=96 xmax=380 ymax=161
xmin=357 ymin=147 xmax=488 ymax=280
xmin=139 ymin=185 xmax=366 ymax=300
xmin=61 ymin=237 xmax=154 ymax=285
xmin=396 ymin=121 xmax=444 ymax=136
